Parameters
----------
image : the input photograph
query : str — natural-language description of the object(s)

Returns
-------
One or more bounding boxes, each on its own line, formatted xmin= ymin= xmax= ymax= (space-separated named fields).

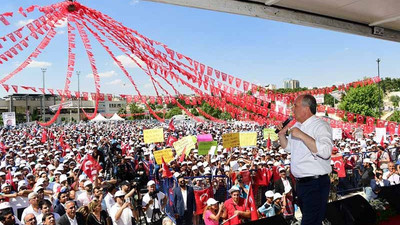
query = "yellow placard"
xmin=143 ymin=128 xmax=164 ymax=144
xmin=173 ymin=136 xmax=197 ymax=156
xmin=263 ymin=129 xmax=279 ymax=141
xmin=153 ymin=148 xmax=174 ymax=165
xmin=222 ymin=133 xmax=240 ymax=148
xmin=239 ymin=132 xmax=257 ymax=147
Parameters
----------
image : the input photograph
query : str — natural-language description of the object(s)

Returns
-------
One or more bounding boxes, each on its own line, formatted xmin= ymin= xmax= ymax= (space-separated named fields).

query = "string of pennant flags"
xmin=0 ymin=1 xmax=385 ymax=129
xmin=2 ymin=82 xmax=397 ymax=131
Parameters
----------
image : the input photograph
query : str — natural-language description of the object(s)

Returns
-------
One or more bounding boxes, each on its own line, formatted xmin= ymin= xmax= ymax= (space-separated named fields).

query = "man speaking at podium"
xmin=277 ymin=94 xmax=333 ymax=225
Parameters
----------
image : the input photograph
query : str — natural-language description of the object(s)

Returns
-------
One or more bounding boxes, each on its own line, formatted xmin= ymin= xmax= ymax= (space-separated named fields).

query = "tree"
xmin=324 ymin=94 xmax=335 ymax=107
xmin=338 ymin=84 xmax=383 ymax=117
xmin=165 ymin=107 xmax=182 ymax=119
xmin=390 ymin=95 xmax=400 ymax=107
xmin=129 ymin=103 xmax=145 ymax=120
xmin=389 ymin=110 xmax=400 ymax=122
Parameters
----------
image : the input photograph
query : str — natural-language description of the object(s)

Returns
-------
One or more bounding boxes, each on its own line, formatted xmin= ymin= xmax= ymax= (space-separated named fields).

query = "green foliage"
xmin=338 ymin=84 xmax=383 ymax=117
xmin=276 ymin=87 xmax=308 ymax=93
xmin=129 ymin=103 xmax=145 ymax=120
xmin=190 ymin=108 xmax=199 ymax=116
xmin=389 ymin=110 xmax=400 ymax=122
xmin=117 ymin=107 xmax=126 ymax=114
xmin=380 ymin=77 xmax=400 ymax=93
xmin=324 ymin=94 xmax=335 ymax=107
xmin=389 ymin=95 xmax=400 ymax=107
xmin=165 ymin=107 xmax=182 ymax=119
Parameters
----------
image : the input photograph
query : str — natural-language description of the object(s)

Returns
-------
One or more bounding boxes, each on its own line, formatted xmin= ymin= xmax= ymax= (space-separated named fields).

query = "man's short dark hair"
xmin=0 ymin=208 xmax=13 ymax=222
xmin=39 ymin=199 xmax=52 ymax=209
xmin=301 ymin=94 xmax=317 ymax=115
xmin=42 ymin=213 xmax=54 ymax=222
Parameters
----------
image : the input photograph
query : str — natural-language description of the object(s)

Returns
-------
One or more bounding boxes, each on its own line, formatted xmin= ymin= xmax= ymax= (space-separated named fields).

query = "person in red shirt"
xmin=222 ymin=186 xmax=250 ymax=225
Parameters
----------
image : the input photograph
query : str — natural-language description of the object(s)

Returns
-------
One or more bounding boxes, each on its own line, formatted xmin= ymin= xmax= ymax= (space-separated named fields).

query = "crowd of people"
xmin=0 ymin=109 xmax=399 ymax=225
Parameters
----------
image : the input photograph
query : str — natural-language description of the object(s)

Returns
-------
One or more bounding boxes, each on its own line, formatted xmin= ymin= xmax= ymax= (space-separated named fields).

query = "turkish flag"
xmin=366 ymin=116 xmax=375 ymax=127
xmin=356 ymin=114 xmax=364 ymax=124
xmin=81 ymin=154 xmax=102 ymax=181
xmin=317 ymin=105 xmax=326 ymax=113
xmin=41 ymin=130 xmax=47 ymax=143
xmin=245 ymin=183 xmax=258 ymax=221
xmin=347 ymin=113 xmax=354 ymax=122
xmin=6 ymin=170 xmax=15 ymax=190
xmin=166 ymin=135 xmax=177 ymax=147
xmin=194 ymin=187 xmax=213 ymax=215
xmin=332 ymin=156 xmax=346 ymax=178
xmin=162 ymin=157 xmax=173 ymax=178
xmin=168 ymin=118 xmax=175 ymax=131
xmin=387 ymin=121 xmax=397 ymax=134
xmin=266 ymin=134 xmax=271 ymax=149
xmin=376 ymin=119 xmax=385 ymax=128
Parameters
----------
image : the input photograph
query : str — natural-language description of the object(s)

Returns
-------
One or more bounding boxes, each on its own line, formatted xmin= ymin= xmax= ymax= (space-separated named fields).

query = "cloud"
xmin=87 ymin=70 xmax=118 ymax=78
xmin=114 ymin=54 xmax=145 ymax=69
xmin=26 ymin=60 xmax=52 ymax=68
xmin=16 ymin=19 xmax=34 ymax=27
xmin=107 ymin=79 xmax=123 ymax=85
xmin=129 ymin=0 xmax=140 ymax=5
xmin=55 ymin=19 xmax=67 ymax=28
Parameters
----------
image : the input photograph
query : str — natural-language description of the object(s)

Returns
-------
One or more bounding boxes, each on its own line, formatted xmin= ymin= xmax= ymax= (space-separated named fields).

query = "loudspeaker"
xmin=240 ymin=215 xmax=288 ymax=225
xmin=378 ymin=184 xmax=400 ymax=213
xmin=325 ymin=195 xmax=376 ymax=225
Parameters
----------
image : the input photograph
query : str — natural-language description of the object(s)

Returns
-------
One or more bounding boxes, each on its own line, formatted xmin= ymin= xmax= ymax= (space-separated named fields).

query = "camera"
xmin=150 ymin=191 xmax=158 ymax=199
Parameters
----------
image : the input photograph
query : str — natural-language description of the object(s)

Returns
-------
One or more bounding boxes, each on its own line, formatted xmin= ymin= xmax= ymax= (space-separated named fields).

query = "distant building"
xmin=283 ymin=79 xmax=300 ymax=89
xmin=0 ymin=94 xmax=126 ymax=123
xmin=265 ymin=84 xmax=276 ymax=90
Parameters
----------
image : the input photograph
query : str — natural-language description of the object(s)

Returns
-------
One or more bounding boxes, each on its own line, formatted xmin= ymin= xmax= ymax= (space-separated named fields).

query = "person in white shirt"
xmin=383 ymin=162 xmax=400 ymax=185
xmin=77 ymin=181 xmax=93 ymax=207
xmin=109 ymin=191 xmax=135 ymax=225
xmin=56 ymin=201 xmax=85 ymax=225
xmin=142 ymin=180 xmax=167 ymax=224
xmin=103 ymin=184 xmax=117 ymax=214
xmin=277 ymin=94 xmax=332 ymax=225
xmin=21 ymin=193 xmax=41 ymax=224
xmin=24 ymin=213 xmax=37 ymax=225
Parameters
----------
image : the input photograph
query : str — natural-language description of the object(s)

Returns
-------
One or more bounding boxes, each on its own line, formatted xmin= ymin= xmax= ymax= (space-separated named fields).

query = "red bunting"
xmin=2 ymin=84 xmax=9 ymax=92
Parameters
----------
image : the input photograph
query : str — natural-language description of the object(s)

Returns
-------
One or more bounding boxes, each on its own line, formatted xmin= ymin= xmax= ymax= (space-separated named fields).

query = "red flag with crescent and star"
xmin=331 ymin=156 xmax=345 ymax=177
xmin=81 ymin=154 xmax=102 ymax=181
xmin=245 ymin=183 xmax=258 ymax=221
xmin=194 ymin=186 xmax=213 ymax=215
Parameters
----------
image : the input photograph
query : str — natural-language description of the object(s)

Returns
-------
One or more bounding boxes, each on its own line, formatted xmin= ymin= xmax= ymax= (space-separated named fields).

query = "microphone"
xmin=275 ymin=116 xmax=293 ymax=133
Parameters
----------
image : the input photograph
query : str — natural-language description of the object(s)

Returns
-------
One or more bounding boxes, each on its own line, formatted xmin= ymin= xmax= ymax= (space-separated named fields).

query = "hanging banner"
xmin=153 ymin=148 xmax=174 ymax=165
xmin=143 ymin=128 xmax=164 ymax=144
xmin=197 ymin=134 xmax=213 ymax=142
xmin=263 ymin=128 xmax=279 ymax=141
xmin=198 ymin=141 xmax=218 ymax=155
xmin=332 ymin=128 xmax=342 ymax=140
xmin=173 ymin=136 xmax=197 ymax=156
xmin=2 ymin=112 xmax=16 ymax=127
xmin=239 ymin=132 xmax=257 ymax=147
xmin=222 ymin=133 xmax=240 ymax=148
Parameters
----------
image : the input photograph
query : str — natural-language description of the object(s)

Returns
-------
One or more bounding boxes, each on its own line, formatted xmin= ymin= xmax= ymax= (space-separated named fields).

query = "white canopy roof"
xmin=109 ymin=113 xmax=124 ymax=121
xmin=90 ymin=114 xmax=108 ymax=122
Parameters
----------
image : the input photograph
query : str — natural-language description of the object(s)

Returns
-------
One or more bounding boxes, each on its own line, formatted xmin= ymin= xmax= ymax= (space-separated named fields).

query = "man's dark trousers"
xmin=297 ymin=175 xmax=330 ymax=225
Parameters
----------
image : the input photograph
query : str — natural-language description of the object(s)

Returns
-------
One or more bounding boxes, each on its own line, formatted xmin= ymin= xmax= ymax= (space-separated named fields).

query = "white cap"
xmin=60 ymin=174 xmax=68 ymax=183
xmin=273 ymin=193 xmax=283 ymax=201
xmin=363 ymin=158 xmax=372 ymax=164
xmin=34 ymin=186 xmax=44 ymax=193
xmin=0 ymin=202 xmax=12 ymax=210
xmin=229 ymin=186 xmax=240 ymax=194
xmin=206 ymin=198 xmax=218 ymax=206
xmin=147 ymin=180 xmax=156 ymax=186
xmin=1 ymin=183 xmax=10 ymax=189
xmin=114 ymin=190 xmax=125 ymax=198
xmin=265 ymin=191 xmax=274 ymax=198
xmin=84 ymin=180 xmax=92 ymax=187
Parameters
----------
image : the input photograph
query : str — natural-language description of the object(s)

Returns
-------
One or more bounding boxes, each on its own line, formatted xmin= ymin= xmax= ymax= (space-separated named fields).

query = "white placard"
xmin=2 ymin=112 xmax=16 ymax=127
xmin=315 ymin=94 xmax=324 ymax=104
xmin=332 ymin=128 xmax=342 ymax=140
xmin=374 ymin=128 xmax=387 ymax=143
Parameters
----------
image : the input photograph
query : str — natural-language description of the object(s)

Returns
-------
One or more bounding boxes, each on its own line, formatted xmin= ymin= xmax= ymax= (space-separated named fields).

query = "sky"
xmin=1 ymin=0 xmax=400 ymax=98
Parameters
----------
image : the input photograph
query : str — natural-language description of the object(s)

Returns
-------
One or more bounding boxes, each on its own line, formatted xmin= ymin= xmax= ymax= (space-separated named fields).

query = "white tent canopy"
xmin=109 ymin=113 xmax=124 ymax=121
xmin=90 ymin=114 xmax=108 ymax=122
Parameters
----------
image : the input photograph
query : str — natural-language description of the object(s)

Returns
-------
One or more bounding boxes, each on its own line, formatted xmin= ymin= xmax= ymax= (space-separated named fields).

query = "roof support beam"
xmin=369 ymin=14 xmax=400 ymax=27
xmin=264 ymin=0 xmax=282 ymax=6
xmin=144 ymin=0 xmax=400 ymax=43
